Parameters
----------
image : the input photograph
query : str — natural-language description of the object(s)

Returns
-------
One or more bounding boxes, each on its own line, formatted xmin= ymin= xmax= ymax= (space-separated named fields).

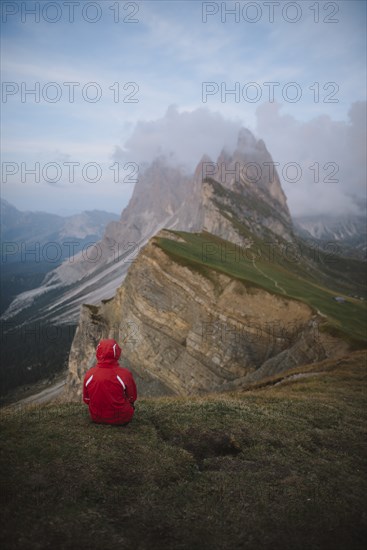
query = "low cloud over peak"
xmin=114 ymin=103 xmax=366 ymax=218
xmin=255 ymin=101 xmax=366 ymax=217
xmin=113 ymin=106 xmax=243 ymax=172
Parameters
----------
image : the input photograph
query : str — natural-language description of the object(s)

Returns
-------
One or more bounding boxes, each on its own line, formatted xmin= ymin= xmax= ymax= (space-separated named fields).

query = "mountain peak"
xmin=194 ymin=154 xmax=213 ymax=179
xmin=199 ymin=153 xmax=213 ymax=164
xmin=237 ymin=127 xmax=257 ymax=150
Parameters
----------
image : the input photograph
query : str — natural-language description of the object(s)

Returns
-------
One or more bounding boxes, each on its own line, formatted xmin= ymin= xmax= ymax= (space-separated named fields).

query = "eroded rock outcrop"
xmin=65 ymin=231 xmax=346 ymax=400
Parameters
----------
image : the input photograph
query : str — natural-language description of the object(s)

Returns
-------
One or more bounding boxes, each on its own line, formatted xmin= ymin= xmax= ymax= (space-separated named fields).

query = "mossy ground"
xmin=1 ymin=351 xmax=366 ymax=550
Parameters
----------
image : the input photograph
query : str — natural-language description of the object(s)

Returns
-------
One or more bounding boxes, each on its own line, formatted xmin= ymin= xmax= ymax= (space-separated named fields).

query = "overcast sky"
xmin=1 ymin=0 xmax=366 ymax=217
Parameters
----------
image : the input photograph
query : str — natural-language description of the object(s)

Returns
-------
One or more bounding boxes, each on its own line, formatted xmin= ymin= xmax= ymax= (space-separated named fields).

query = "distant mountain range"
xmin=294 ymin=215 xmax=366 ymax=259
xmin=1 ymin=199 xmax=119 ymax=264
xmin=0 ymin=200 xmax=119 ymax=315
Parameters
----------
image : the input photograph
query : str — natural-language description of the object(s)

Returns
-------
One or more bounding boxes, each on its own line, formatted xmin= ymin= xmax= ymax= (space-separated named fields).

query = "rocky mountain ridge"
xmin=2 ymin=127 xmax=292 ymax=326
xmin=65 ymin=230 xmax=348 ymax=400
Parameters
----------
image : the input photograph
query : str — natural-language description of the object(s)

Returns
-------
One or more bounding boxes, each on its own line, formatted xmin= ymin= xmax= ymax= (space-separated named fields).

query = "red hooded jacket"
xmin=83 ymin=339 xmax=137 ymax=425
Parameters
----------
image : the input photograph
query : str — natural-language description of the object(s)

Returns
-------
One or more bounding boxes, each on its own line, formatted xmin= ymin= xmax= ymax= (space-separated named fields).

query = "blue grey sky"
xmin=1 ymin=0 xmax=366 ymax=216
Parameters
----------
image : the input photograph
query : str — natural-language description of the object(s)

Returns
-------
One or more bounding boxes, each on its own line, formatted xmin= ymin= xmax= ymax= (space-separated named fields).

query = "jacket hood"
xmin=96 ymin=339 xmax=122 ymax=363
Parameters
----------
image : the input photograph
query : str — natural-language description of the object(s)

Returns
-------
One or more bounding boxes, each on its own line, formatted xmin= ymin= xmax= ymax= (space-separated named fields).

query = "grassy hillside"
xmin=1 ymin=351 xmax=366 ymax=550
xmin=156 ymin=231 xmax=367 ymax=344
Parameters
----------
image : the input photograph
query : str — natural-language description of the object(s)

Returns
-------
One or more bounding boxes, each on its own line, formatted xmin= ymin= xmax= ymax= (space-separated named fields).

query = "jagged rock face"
xmin=48 ymin=159 xmax=195 ymax=287
xmin=65 ymin=231 xmax=345 ymax=400
xmin=200 ymin=129 xmax=293 ymax=242
xmin=196 ymin=180 xmax=251 ymax=247
xmin=108 ymin=158 xmax=195 ymax=241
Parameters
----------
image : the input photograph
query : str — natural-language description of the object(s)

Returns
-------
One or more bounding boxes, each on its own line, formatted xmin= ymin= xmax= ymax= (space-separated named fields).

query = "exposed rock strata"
xmin=65 ymin=232 xmax=347 ymax=400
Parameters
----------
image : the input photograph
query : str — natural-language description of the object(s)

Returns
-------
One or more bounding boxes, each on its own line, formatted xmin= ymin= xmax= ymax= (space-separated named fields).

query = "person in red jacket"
xmin=83 ymin=338 xmax=137 ymax=425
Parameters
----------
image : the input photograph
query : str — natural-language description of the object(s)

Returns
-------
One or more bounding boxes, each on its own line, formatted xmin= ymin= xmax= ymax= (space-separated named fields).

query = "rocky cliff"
xmin=65 ymin=230 xmax=347 ymax=400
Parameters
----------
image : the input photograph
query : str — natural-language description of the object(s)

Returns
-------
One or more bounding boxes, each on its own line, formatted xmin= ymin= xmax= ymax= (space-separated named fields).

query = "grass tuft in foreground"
xmin=1 ymin=351 xmax=366 ymax=550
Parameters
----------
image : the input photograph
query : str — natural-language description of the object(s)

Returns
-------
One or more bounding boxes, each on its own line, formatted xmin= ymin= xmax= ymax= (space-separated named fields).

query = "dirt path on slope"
xmin=251 ymin=257 xmax=287 ymax=295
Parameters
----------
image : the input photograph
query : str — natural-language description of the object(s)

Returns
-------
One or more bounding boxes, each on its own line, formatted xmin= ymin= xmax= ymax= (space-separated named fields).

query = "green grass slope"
xmin=1 ymin=351 xmax=366 ymax=550
xmin=155 ymin=231 xmax=367 ymax=344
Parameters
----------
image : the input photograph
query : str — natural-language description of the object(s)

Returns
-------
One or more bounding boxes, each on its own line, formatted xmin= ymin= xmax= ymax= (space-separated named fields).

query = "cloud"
xmin=255 ymin=101 xmax=366 ymax=217
xmin=114 ymin=101 xmax=366 ymax=216
xmin=113 ymin=105 xmax=242 ymax=170
xmin=4 ymin=101 xmax=365 ymax=219
xmin=113 ymin=102 xmax=366 ymax=218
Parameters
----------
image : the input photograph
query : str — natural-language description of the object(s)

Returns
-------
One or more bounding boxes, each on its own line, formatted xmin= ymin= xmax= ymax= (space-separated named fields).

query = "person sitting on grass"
xmin=83 ymin=338 xmax=137 ymax=425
